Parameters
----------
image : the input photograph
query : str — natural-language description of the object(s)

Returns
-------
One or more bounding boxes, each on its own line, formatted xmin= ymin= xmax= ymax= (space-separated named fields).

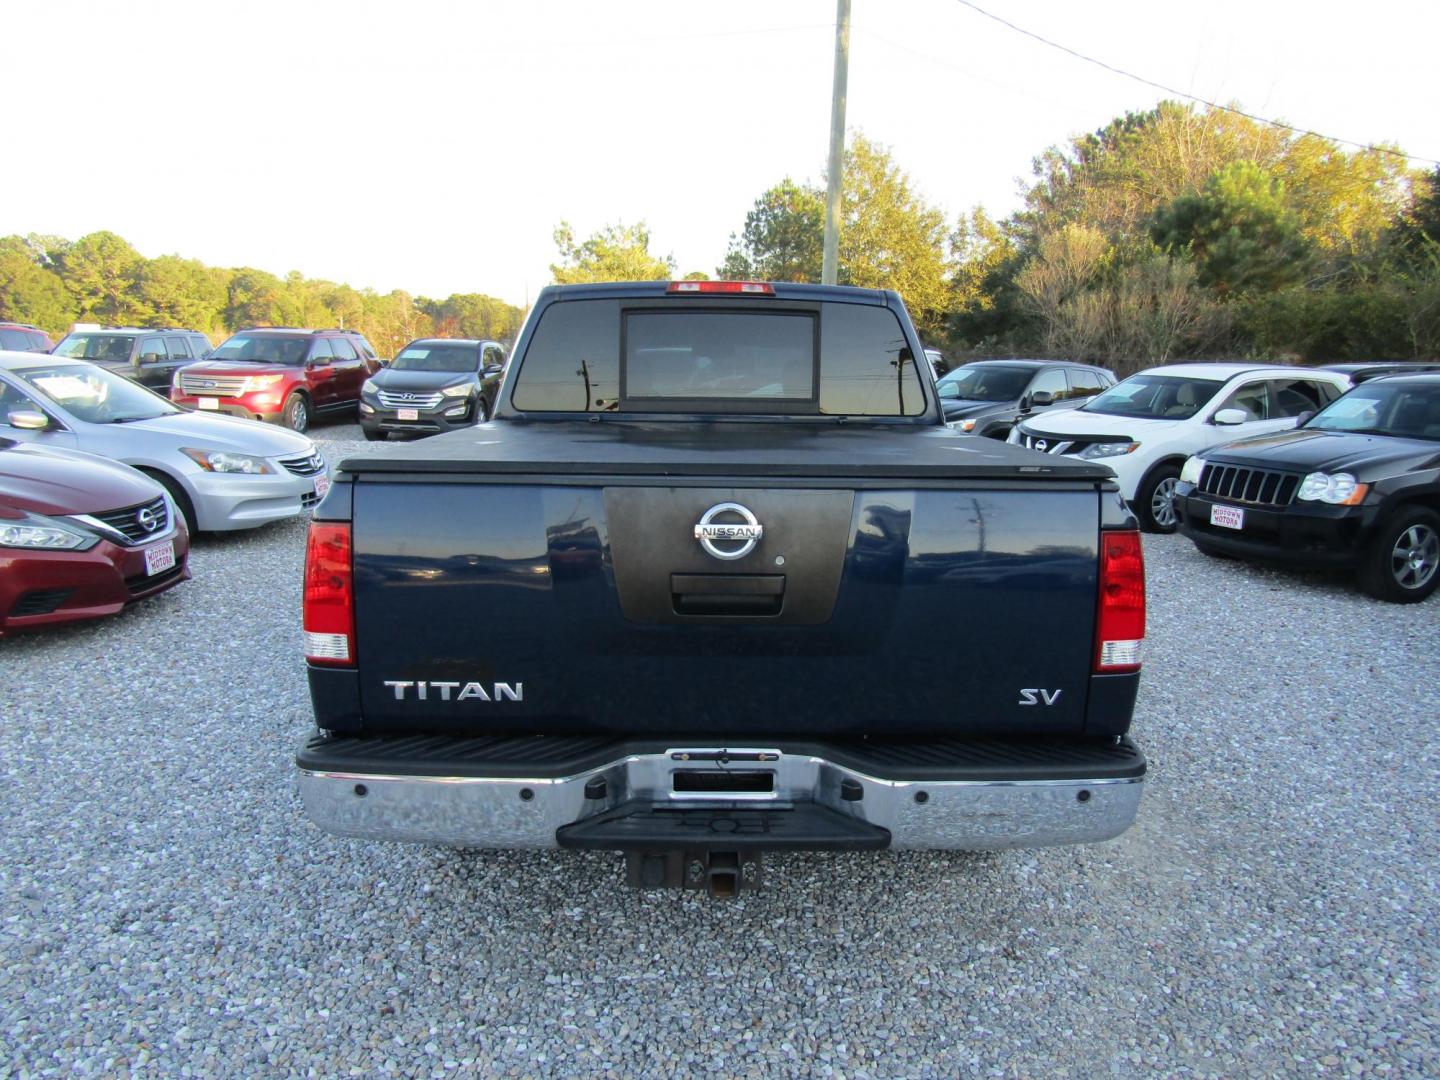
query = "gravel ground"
xmin=2 ymin=418 xmax=1436 ymax=1078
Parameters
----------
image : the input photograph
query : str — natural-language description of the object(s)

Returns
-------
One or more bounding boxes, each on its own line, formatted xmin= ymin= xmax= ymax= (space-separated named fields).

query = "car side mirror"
xmin=140 ymin=352 xmax=164 ymax=364
xmin=7 ymin=409 xmax=51 ymax=431
xmin=1295 ymin=410 xmax=1316 ymax=426
xmin=1030 ymin=390 xmax=1055 ymax=407
xmin=1213 ymin=408 xmax=1247 ymax=426
xmin=483 ymin=365 xmax=503 ymax=377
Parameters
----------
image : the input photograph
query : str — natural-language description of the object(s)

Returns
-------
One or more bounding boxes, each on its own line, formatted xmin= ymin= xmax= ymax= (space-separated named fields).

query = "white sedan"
xmin=0 ymin=352 xmax=328 ymax=533
xmin=1009 ymin=363 xmax=1351 ymax=532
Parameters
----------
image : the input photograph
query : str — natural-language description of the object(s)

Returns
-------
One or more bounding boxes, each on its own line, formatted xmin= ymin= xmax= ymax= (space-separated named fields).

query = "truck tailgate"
xmin=344 ymin=422 xmax=1112 ymax=739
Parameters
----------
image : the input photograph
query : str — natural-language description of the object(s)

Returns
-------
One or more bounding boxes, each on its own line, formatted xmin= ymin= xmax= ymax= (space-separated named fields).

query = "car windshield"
xmin=15 ymin=363 xmax=180 ymax=423
xmin=1306 ymin=382 xmax=1440 ymax=440
xmin=937 ymin=366 xmax=1033 ymax=402
xmin=1082 ymin=373 xmax=1224 ymax=419
xmin=210 ymin=334 xmax=309 ymax=365
xmin=391 ymin=344 xmax=478 ymax=373
xmin=53 ymin=334 xmax=136 ymax=362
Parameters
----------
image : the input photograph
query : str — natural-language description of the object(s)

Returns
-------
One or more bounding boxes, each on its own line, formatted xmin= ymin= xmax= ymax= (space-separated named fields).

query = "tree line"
xmin=0 ymin=232 xmax=524 ymax=357
xmin=7 ymin=100 xmax=1438 ymax=370
xmin=549 ymin=103 xmax=1440 ymax=373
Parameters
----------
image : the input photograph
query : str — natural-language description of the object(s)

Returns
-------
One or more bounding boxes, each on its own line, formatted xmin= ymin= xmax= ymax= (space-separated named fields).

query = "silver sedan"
xmin=0 ymin=351 xmax=329 ymax=532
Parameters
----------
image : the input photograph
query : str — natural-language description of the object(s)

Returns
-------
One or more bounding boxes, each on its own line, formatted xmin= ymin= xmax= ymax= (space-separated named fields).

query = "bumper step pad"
xmin=557 ymin=799 xmax=891 ymax=852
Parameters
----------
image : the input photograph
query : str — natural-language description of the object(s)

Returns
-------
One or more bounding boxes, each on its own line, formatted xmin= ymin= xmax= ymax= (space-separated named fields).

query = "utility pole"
xmin=822 ymin=0 xmax=851 ymax=286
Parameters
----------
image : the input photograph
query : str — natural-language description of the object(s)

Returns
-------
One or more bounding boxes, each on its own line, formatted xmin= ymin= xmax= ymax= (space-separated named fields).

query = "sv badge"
xmin=1018 ymin=688 xmax=1062 ymax=706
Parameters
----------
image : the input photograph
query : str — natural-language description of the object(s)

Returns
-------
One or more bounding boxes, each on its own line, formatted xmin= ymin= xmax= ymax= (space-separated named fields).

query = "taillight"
xmin=1095 ymin=530 xmax=1145 ymax=673
xmin=303 ymin=522 xmax=354 ymax=666
xmin=666 ymin=280 xmax=775 ymax=295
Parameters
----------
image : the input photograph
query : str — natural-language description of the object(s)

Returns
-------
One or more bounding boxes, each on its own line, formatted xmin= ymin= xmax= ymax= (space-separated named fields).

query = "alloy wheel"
xmin=1390 ymin=523 xmax=1439 ymax=592
xmin=1150 ymin=477 xmax=1179 ymax=529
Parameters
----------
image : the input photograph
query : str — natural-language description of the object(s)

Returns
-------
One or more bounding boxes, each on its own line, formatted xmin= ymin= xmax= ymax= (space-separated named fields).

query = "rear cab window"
xmin=510 ymin=298 xmax=925 ymax=416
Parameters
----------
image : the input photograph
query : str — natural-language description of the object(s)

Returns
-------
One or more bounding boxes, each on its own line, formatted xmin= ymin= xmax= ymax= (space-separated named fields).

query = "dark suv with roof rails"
xmin=171 ymin=327 xmax=382 ymax=431
xmin=937 ymin=359 xmax=1115 ymax=438
xmin=359 ymin=337 xmax=507 ymax=440
xmin=52 ymin=326 xmax=213 ymax=391
xmin=0 ymin=323 xmax=53 ymax=353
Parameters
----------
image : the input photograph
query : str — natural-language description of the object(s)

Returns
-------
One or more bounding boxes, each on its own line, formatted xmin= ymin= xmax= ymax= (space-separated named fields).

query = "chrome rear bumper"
xmin=297 ymin=743 xmax=1143 ymax=851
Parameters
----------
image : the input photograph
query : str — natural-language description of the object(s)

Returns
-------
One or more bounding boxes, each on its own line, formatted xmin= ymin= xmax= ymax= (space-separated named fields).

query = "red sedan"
xmin=1 ymin=438 xmax=190 ymax=636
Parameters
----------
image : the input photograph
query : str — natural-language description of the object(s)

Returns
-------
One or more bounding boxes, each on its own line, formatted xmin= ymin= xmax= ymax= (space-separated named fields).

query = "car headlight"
xmin=0 ymin=515 xmax=97 ymax=550
xmin=1179 ymin=456 xmax=1205 ymax=485
xmin=180 ymin=447 xmax=275 ymax=474
xmin=951 ymin=418 xmax=978 ymax=432
xmin=1297 ymin=471 xmax=1369 ymax=505
xmin=440 ymin=383 xmax=472 ymax=399
xmin=239 ymin=374 xmax=284 ymax=393
xmin=1078 ymin=442 xmax=1139 ymax=460
xmin=361 ymin=379 xmax=378 ymax=395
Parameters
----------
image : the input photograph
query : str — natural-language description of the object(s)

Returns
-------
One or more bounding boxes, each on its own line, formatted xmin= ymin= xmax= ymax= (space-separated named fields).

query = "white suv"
xmin=1008 ymin=363 xmax=1351 ymax=531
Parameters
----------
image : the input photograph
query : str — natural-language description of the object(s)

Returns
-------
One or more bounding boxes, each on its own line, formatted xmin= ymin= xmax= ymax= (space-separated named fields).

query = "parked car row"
xmin=0 ymin=323 xmax=513 ymax=636
xmin=985 ymin=359 xmax=1437 ymax=603
xmin=0 ymin=349 xmax=331 ymax=636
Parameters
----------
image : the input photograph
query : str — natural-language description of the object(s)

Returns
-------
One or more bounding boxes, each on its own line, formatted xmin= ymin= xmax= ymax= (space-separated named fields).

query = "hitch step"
xmin=556 ymin=800 xmax=890 ymax=852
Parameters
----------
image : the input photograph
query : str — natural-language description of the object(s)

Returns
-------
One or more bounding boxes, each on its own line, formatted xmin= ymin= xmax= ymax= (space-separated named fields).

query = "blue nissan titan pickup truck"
xmin=296 ymin=281 xmax=1147 ymax=897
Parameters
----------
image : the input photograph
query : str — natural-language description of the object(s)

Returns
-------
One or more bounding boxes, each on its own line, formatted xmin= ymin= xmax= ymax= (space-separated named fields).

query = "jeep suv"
xmin=0 ymin=323 xmax=53 ymax=353
xmin=52 ymin=327 xmax=213 ymax=391
xmin=171 ymin=328 xmax=382 ymax=431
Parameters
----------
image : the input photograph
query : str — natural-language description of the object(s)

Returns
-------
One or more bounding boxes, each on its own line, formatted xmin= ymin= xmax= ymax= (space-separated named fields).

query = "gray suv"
xmin=52 ymin=327 xmax=213 ymax=391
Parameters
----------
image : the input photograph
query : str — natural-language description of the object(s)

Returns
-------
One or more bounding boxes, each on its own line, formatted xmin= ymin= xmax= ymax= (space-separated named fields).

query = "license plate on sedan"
xmin=1210 ymin=504 xmax=1245 ymax=531
xmin=397 ymin=408 xmax=419 ymax=420
xmin=197 ymin=397 xmax=220 ymax=410
xmin=314 ymin=475 xmax=331 ymax=499
xmin=144 ymin=540 xmax=176 ymax=576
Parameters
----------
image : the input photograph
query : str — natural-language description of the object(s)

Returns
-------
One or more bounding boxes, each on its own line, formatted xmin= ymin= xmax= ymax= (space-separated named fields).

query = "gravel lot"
xmin=3 ymin=418 xmax=1437 ymax=1078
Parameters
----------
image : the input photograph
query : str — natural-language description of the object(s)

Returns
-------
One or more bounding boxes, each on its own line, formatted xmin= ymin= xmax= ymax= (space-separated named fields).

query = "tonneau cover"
xmin=338 ymin=419 xmax=1116 ymax=481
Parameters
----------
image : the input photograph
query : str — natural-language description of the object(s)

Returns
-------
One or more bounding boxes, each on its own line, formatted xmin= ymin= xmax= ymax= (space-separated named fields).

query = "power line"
xmin=952 ymin=0 xmax=1440 ymax=168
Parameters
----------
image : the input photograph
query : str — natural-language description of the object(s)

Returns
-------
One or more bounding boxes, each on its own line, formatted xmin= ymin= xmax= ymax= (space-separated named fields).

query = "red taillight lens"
xmin=1096 ymin=530 xmax=1145 ymax=673
xmin=666 ymin=280 xmax=775 ymax=295
xmin=303 ymin=522 xmax=354 ymax=666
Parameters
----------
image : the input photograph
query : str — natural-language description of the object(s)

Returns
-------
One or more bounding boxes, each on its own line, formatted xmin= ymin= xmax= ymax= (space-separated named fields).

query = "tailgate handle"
xmin=670 ymin=574 xmax=785 ymax=617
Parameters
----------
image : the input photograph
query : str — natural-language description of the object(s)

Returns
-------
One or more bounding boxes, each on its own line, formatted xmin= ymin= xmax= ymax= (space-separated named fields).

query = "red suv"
xmin=0 ymin=323 xmax=53 ymax=352
xmin=171 ymin=327 xmax=382 ymax=431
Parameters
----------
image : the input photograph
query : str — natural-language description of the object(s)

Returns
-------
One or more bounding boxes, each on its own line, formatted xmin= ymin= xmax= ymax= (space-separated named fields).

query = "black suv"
xmin=359 ymin=338 xmax=507 ymax=440
xmin=52 ymin=326 xmax=213 ymax=390
xmin=937 ymin=359 xmax=1115 ymax=438
xmin=0 ymin=323 xmax=52 ymax=353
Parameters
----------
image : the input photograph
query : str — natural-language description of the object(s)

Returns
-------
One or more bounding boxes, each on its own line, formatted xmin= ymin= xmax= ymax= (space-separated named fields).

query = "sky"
xmin=6 ymin=0 xmax=1437 ymax=309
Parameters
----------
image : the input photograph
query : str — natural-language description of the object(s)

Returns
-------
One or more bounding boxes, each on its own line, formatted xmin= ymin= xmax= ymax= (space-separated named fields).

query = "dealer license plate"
xmin=197 ymin=397 xmax=219 ymax=410
xmin=397 ymin=408 xmax=419 ymax=420
xmin=314 ymin=475 xmax=331 ymax=499
xmin=144 ymin=540 xmax=176 ymax=577
xmin=1210 ymin=504 xmax=1245 ymax=531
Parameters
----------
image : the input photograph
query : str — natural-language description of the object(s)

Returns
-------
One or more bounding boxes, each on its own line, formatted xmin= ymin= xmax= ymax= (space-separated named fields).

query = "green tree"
xmin=720 ymin=178 xmax=824 ymax=282
xmin=134 ymin=255 xmax=228 ymax=332
xmin=721 ymin=136 xmax=954 ymax=336
xmin=947 ymin=208 xmax=1025 ymax=348
xmin=0 ymin=236 xmax=76 ymax=334
xmin=423 ymin=293 xmax=524 ymax=343
xmin=550 ymin=221 xmax=674 ymax=284
xmin=1150 ymin=161 xmax=1310 ymax=296
xmin=60 ymin=231 xmax=145 ymax=322
xmin=837 ymin=135 xmax=954 ymax=337
xmin=226 ymin=268 xmax=288 ymax=329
